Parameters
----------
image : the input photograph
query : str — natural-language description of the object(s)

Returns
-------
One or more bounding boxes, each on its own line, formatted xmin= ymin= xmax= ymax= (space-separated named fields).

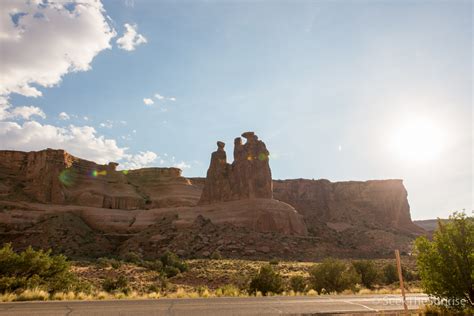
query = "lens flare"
xmin=91 ymin=170 xmax=107 ymax=177
xmin=58 ymin=168 xmax=77 ymax=187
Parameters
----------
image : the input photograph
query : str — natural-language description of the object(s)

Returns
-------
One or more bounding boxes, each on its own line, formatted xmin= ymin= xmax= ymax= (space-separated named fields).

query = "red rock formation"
xmin=199 ymin=132 xmax=272 ymax=204
xmin=0 ymin=149 xmax=199 ymax=209
xmin=273 ymin=179 xmax=422 ymax=233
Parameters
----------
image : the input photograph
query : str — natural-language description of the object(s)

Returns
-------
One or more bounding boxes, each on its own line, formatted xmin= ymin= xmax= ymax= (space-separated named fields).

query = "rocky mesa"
xmin=0 ymin=132 xmax=424 ymax=259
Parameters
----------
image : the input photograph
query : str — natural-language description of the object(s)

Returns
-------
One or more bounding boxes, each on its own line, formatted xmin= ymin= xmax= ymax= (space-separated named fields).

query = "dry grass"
xmin=0 ymin=257 xmax=421 ymax=302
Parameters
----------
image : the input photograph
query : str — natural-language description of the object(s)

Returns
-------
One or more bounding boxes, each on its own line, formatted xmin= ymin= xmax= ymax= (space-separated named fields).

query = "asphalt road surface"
xmin=0 ymin=294 xmax=429 ymax=315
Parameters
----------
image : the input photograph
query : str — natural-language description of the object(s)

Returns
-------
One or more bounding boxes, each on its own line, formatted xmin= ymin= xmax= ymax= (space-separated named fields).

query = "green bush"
xmin=160 ymin=251 xmax=188 ymax=273
xmin=352 ymin=260 xmax=378 ymax=289
xmin=211 ymin=250 xmax=222 ymax=260
xmin=122 ymin=252 xmax=142 ymax=264
xmin=415 ymin=212 xmax=473 ymax=309
xmin=269 ymin=258 xmax=279 ymax=265
xmin=0 ymin=243 xmax=79 ymax=294
xmin=382 ymin=263 xmax=398 ymax=285
xmin=141 ymin=260 xmax=163 ymax=272
xmin=102 ymin=275 xmax=130 ymax=294
xmin=382 ymin=263 xmax=413 ymax=285
xmin=289 ymin=275 xmax=307 ymax=293
xmin=163 ymin=266 xmax=180 ymax=278
xmin=96 ymin=257 xmax=122 ymax=269
xmin=309 ymin=258 xmax=361 ymax=294
xmin=248 ymin=264 xmax=283 ymax=296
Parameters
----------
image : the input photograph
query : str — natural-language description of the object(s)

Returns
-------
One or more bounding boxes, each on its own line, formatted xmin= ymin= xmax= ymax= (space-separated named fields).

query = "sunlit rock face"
xmin=198 ymin=132 xmax=273 ymax=205
xmin=0 ymin=149 xmax=199 ymax=209
xmin=273 ymin=178 xmax=423 ymax=234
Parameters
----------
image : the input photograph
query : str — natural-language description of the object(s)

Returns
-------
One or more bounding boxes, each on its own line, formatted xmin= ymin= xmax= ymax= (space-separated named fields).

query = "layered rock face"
xmin=273 ymin=179 xmax=422 ymax=233
xmin=199 ymin=132 xmax=272 ymax=204
xmin=0 ymin=149 xmax=200 ymax=209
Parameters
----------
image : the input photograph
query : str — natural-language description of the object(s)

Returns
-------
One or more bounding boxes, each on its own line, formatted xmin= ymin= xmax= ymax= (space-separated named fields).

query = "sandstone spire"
xmin=198 ymin=132 xmax=272 ymax=204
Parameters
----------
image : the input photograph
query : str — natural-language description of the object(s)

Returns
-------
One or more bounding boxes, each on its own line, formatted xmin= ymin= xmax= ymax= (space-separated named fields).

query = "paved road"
xmin=0 ymin=294 xmax=429 ymax=315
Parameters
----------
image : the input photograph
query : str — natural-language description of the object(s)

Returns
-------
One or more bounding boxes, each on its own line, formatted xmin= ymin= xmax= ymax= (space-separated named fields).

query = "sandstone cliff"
xmin=273 ymin=179 xmax=422 ymax=234
xmin=0 ymin=149 xmax=200 ymax=209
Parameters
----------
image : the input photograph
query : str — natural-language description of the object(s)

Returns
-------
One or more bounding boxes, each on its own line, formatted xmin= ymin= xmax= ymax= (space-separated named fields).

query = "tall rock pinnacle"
xmin=199 ymin=132 xmax=273 ymax=205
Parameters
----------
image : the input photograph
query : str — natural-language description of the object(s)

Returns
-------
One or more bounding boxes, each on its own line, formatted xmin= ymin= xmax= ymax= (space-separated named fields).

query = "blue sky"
xmin=1 ymin=0 xmax=472 ymax=220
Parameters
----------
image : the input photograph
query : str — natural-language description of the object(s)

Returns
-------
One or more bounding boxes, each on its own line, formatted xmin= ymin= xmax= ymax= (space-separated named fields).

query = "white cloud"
xmin=0 ymin=98 xmax=45 ymax=120
xmin=143 ymin=98 xmax=154 ymax=105
xmin=0 ymin=121 xmax=125 ymax=164
xmin=58 ymin=112 xmax=70 ymax=120
xmin=100 ymin=120 xmax=113 ymax=128
xmin=0 ymin=0 xmax=116 ymax=98
xmin=121 ymin=151 xmax=157 ymax=170
xmin=116 ymin=23 xmax=147 ymax=51
xmin=154 ymin=93 xmax=176 ymax=102
xmin=173 ymin=161 xmax=191 ymax=169
xmin=10 ymin=106 xmax=46 ymax=120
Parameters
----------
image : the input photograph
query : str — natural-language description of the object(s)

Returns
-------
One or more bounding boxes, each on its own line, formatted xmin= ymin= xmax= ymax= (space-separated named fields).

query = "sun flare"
xmin=389 ymin=117 xmax=445 ymax=163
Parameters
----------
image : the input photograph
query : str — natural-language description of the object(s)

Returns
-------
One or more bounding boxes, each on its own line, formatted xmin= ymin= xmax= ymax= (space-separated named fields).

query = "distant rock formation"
xmin=199 ymin=132 xmax=272 ymax=204
xmin=273 ymin=179 xmax=424 ymax=234
xmin=0 ymin=149 xmax=200 ymax=209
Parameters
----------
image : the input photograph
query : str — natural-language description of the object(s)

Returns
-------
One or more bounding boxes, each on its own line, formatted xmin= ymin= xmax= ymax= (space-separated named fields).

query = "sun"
xmin=389 ymin=117 xmax=445 ymax=163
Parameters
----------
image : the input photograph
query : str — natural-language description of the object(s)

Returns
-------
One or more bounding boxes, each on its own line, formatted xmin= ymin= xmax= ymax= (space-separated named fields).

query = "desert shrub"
xmin=122 ymin=252 xmax=142 ymax=264
xmin=109 ymin=259 xmax=122 ymax=269
xmin=0 ymin=243 xmax=79 ymax=294
xmin=160 ymin=251 xmax=188 ymax=274
xmin=309 ymin=258 xmax=361 ymax=294
xmin=352 ymin=260 xmax=378 ymax=289
xmin=163 ymin=266 xmax=180 ymax=278
xmin=415 ymin=212 xmax=473 ymax=310
xmin=217 ymin=284 xmax=240 ymax=297
xmin=248 ymin=264 xmax=283 ymax=296
xmin=269 ymin=258 xmax=279 ymax=265
xmin=289 ymin=275 xmax=307 ymax=293
xmin=96 ymin=257 xmax=122 ymax=269
xmin=141 ymin=260 xmax=163 ymax=272
xmin=382 ymin=263 xmax=398 ymax=285
xmin=102 ymin=275 xmax=130 ymax=294
xmin=211 ymin=250 xmax=222 ymax=260
xmin=382 ymin=263 xmax=413 ymax=285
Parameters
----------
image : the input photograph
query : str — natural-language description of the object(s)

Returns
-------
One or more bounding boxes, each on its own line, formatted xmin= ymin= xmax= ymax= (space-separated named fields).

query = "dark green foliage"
xmin=248 ymin=264 xmax=283 ymax=295
xmin=0 ymin=243 xmax=79 ymax=294
xmin=211 ymin=250 xmax=222 ymax=260
xmin=289 ymin=275 xmax=307 ymax=293
xmin=122 ymin=252 xmax=142 ymax=264
xmin=96 ymin=257 xmax=122 ymax=269
xmin=102 ymin=275 xmax=130 ymax=293
xmin=382 ymin=263 xmax=413 ymax=285
xmin=415 ymin=212 xmax=473 ymax=309
xmin=160 ymin=251 xmax=188 ymax=276
xmin=163 ymin=266 xmax=180 ymax=278
xmin=352 ymin=260 xmax=378 ymax=289
xmin=141 ymin=260 xmax=163 ymax=272
xmin=269 ymin=258 xmax=279 ymax=265
xmin=309 ymin=258 xmax=361 ymax=294
xmin=382 ymin=263 xmax=398 ymax=285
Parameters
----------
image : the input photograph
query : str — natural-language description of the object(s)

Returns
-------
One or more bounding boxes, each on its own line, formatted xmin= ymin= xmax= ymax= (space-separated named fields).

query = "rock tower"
xmin=199 ymin=132 xmax=273 ymax=204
